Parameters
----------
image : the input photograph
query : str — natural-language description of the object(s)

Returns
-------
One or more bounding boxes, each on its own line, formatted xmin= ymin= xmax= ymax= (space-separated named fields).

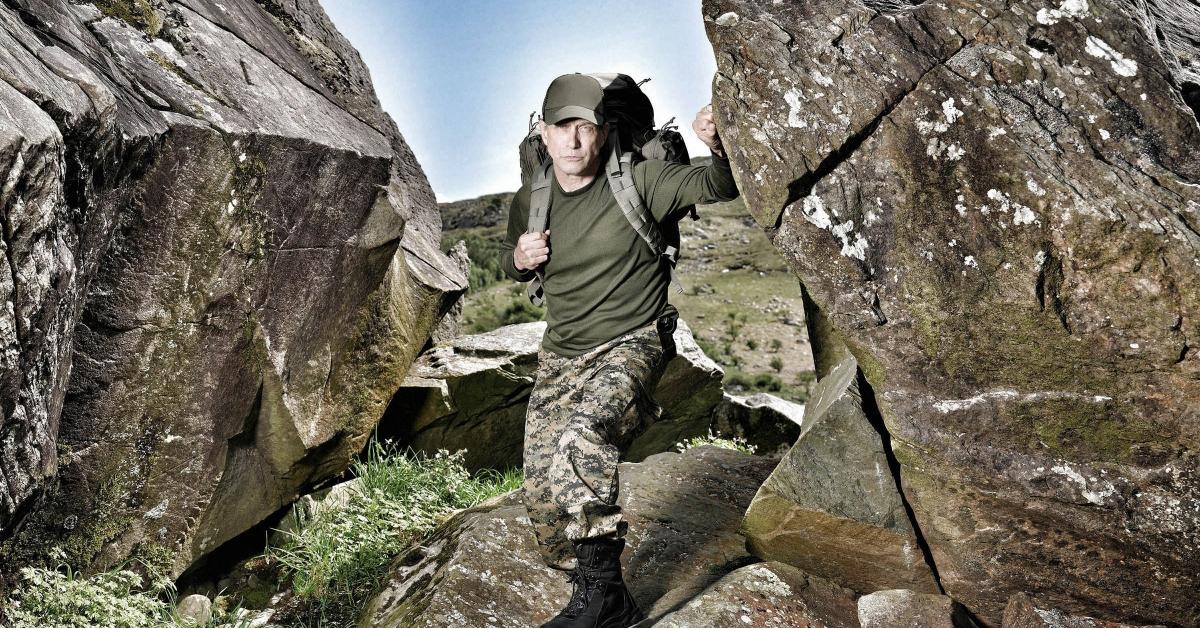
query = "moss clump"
xmin=94 ymin=0 xmax=162 ymax=37
xmin=146 ymin=51 xmax=229 ymax=107
xmin=230 ymin=156 xmax=270 ymax=260
xmin=1013 ymin=399 xmax=1171 ymax=463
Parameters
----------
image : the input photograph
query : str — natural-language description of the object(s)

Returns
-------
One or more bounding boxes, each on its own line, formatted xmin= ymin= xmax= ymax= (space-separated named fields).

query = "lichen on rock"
xmin=705 ymin=0 xmax=1200 ymax=623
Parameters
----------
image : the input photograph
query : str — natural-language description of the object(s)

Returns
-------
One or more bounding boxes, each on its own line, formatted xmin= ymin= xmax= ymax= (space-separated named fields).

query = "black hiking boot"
xmin=540 ymin=537 xmax=645 ymax=628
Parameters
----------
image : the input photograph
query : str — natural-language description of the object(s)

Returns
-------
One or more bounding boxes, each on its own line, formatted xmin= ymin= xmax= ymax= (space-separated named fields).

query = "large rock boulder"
xmin=653 ymin=561 xmax=859 ymax=628
xmin=381 ymin=320 xmax=794 ymax=470
xmin=1001 ymin=593 xmax=1166 ymax=628
xmin=742 ymin=354 xmax=938 ymax=594
xmin=357 ymin=446 xmax=778 ymax=627
xmin=0 ymin=0 xmax=463 ymax=579
xmin=706 ymin=0 xmax=1199 ymax=623
xmin=711 ymin=391 xmax=805 ymax=456
xmin=857 ymin=589 xmax=973 ymax=628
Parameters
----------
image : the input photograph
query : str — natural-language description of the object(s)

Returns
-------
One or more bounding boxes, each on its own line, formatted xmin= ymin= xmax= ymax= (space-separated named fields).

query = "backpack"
xmin=517 ymin=73 xmax=697 ymax=307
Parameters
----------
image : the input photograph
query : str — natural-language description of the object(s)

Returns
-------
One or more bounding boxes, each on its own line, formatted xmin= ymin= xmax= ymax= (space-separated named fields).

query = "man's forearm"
xmin=700 ymin=152 xmax=739 ymax=203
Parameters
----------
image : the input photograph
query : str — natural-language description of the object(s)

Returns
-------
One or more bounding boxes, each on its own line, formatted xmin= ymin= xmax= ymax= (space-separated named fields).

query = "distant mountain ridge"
xmin=439 ymin=192 xmax=515 ymax=230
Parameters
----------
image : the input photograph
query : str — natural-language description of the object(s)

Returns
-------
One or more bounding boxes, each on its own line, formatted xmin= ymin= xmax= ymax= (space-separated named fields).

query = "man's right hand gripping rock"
xmin=515 ymin=229 xmax=551 ymax=271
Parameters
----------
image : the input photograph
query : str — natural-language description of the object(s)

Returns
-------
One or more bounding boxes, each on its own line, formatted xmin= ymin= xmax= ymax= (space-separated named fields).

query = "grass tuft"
xmin=675 ymin=430 xmax=758 ymax=455
xmin=265 ymin=441 xmax=520 ymax=626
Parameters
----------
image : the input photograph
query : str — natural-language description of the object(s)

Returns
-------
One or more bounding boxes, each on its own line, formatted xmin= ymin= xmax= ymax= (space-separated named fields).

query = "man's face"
xmin=541 ymin=118 xmax=608 ymax=177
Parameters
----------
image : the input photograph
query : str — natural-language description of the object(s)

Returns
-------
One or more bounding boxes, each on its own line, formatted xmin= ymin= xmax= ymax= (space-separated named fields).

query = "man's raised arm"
xmin=640 ymin=104 xmax=740 ymax=222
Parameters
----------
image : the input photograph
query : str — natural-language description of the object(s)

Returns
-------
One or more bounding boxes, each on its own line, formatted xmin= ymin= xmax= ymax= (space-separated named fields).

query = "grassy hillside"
xmin=438 ymin=182 xmax=816 ymax=403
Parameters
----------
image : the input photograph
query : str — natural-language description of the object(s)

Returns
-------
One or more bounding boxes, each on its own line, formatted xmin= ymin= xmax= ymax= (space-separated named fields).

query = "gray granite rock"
xmin=742 ymin=354 xmax=938 ymax=595
xmin=176 ymin=593 xmax=214 ymax=625
xmin=0 ymin=0 xmax=463 ymax=580
xmin=711 ymin=391 xmax=804 ymax=456
xmin=651 ymin=561 xmax=858 ymax=628
xmin=858 ymin=589 xmax=972 ymax=628
xmin=705 ymin=0 xmax=1200 ymax=622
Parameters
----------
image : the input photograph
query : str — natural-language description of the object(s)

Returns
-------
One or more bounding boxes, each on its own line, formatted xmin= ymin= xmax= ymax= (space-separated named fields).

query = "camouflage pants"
xmin=522 ymin=321 xmax=667 ymax=571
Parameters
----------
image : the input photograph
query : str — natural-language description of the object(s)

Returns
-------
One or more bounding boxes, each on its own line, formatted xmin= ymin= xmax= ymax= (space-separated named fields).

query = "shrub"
xmin=3 ymin=559 xmax=173 ymax=628
xmin=795 ymin=370 xmax=817 ymax=384
xmin=0 ymin=547 xmax=256 ymax=627
xmin=499 ymin=298 xmax=543 ymax=326
xmin=769 ymin=339 xmax=783 ymax=352
xmin=725 ymin=373 xmax=752 ymax=392
xmin=745 ymin=338 xmax=759 ymax=351
xmin=753 ymin=373 xmax=783 ymax=391
xmin=467 ymin=291 xmax=545 ymax=333
xmin=769 ymin=356 xmax=784 ymax=373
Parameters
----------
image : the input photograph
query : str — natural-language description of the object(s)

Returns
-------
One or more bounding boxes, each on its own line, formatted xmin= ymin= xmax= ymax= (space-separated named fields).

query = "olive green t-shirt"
xmin=500 ymin=154 xmax=739 ymax=357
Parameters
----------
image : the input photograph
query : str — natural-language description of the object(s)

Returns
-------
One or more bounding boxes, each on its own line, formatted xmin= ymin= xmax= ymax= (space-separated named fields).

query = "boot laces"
xmin=562 ymin=569 xmax=590 ymax=617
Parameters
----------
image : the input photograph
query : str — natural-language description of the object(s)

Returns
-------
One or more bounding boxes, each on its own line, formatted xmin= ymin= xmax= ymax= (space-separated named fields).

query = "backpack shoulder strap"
xmin=527 ymin=160 xmax=553 ymax=234
xmin=525 ymin=160 xmax=554 ymax=307
xmin=605 ymin=147 xmax=683 ymax=294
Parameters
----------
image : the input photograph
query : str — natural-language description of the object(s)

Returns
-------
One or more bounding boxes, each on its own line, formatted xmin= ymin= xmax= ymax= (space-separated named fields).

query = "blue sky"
xmin=320 ymin=1 xmax=718 ymax=202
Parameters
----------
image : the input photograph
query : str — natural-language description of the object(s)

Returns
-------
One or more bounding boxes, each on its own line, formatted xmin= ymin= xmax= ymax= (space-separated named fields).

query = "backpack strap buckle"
xmin=525 ymin=161 xmax=554 ymax=307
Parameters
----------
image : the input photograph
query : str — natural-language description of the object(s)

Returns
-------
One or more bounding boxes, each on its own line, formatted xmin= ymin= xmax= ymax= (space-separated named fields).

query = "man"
xmin=500 ymin=73 xmax=739 ymax=628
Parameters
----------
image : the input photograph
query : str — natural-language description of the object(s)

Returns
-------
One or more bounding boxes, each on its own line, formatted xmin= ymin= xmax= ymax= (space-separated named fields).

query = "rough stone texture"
xmin=742 ymin=354 xmax=937 ymax=594
xmin=358 ymin=446 xmax=778 ymax=627
xmin=711 ymin=391 xmax=804 ymax=456
xmin=1001 ymin=593 xmax=1167 ymax=628
xmin=0 ymin=0 xmax=464 ymax=580
xmin=652 ymin=561 xmax=859 ymax=628
xmin=176 ymin=593 xmax=214 ymax=625
xmin=858 ymin=589 xmax=972 ymax=628
xmin=377 ymin=321 xmax=544 ymax=471
xmin=429 ymin=240 xmax=471 ymax=346
xmin=381 ymin=319 xmax=763 ymax=470
xmin=706 ymin=0 xmax=1200 ymax=623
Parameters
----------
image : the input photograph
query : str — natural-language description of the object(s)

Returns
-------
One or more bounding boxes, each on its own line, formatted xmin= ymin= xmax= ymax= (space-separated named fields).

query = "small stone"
xmin=857 ymin=589 xmax=969 ymax=628
xmin=176 ymin=594 xmax=213 ymax=626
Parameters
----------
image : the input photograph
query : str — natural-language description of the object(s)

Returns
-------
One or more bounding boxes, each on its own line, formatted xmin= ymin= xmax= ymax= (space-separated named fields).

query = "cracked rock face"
xmin=742 ymin=354 xmax=938 ymax=595
xmin=706 ymin=0 xmax=1199 ymax=624
xmin=0 ymin=0 xmax=464 ymax=578
xmin=1002 ymin=592 xmax=1168 ymax=628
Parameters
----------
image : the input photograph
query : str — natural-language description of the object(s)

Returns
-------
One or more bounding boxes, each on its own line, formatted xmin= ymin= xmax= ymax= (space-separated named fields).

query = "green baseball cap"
xmin=542 ymin=73 xmax=606 ymax=125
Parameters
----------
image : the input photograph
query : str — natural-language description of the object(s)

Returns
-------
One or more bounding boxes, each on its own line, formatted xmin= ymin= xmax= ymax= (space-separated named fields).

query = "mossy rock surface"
xmin=707 ymin=0 xmax=1200 ymax=623
xmin=0 ymin=0 xmax=463 ymax=586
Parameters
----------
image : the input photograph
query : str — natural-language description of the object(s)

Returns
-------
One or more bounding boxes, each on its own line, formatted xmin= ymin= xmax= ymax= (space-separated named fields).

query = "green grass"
xmin=4 ymin=445 xmax=522 ymax=627
xmin=1 ymin=547 xmax=255 ymax=628
xmin=676 ymin=430 xmax=757 ymax=455
xmin=264 ymin=442 xmax=521 ymax=626
xmin=93 ymin=0 xmax=162 ymax=36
